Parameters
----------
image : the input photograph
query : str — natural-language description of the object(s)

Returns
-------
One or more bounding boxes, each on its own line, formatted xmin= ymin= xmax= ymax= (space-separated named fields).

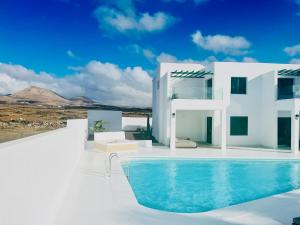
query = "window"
xmin=231 ymin=77 xmax=247 ymax=94
xmin=230 ymin=116 xmax=248 ymax=136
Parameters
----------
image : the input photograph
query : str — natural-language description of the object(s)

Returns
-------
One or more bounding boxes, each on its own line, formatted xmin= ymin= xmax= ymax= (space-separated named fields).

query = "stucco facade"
xmin=152 ymin=62 xmax=300 ymax=153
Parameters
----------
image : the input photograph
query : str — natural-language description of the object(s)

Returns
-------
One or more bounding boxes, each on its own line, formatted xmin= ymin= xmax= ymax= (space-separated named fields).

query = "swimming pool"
xmin=122 ymin=159 xmax=300 ymax=213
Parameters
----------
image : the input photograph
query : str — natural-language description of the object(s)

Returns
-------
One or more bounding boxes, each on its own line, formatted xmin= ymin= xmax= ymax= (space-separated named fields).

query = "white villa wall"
xmin=153 ymin=63 xmax=206 ymax=145
xmin=176 ymin=110 xmax=212 ymax=142
xmin=260 ymin=71 xmax=277 ymax=148
xmin=153 ymin=61 xmax=300 ymax=148
xmin=0 ymin=119 xmax=87 ymax=225
xmin=88 ymin=110 xmax=122 ymax=135
xmin=152 ymin=77 xmax=159 ymax=140
xmin=227 ymin=73 xmax=263 ymax=146
xmin=261 ymin=66 xmax=300 ymax=149
xmin=161 ymin=73 xmax=171 ymax=145
xmin=214 ymin=62 xmax=300 ymax=147
xmin=278 ymin=111 xmax=292 ymax=117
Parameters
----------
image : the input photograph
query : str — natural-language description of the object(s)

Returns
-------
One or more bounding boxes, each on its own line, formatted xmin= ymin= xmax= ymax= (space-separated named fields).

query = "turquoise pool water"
xmin=122 ymin=159 xmax=300 ymax=213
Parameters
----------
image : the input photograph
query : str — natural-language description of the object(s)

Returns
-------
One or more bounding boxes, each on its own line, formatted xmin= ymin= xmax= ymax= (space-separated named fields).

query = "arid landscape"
xmin=0 ymin=105 xmax=87 ymax=143
xmin=0 ymin=86 xmax=90 ymax=143
xmin=0 ymin=86 xmax=151 ymax=143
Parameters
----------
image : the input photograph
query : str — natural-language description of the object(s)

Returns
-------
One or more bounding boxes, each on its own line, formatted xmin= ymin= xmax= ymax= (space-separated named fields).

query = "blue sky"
xmin=1 ymin=0 xmax=300 ymax=106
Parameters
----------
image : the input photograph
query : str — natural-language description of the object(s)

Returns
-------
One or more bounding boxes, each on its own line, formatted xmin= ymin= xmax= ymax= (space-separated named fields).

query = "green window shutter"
xmin=230 ymin=116 xmax=248 ymax=136
xmin=231 ymin=77 xmax=247 ymax=94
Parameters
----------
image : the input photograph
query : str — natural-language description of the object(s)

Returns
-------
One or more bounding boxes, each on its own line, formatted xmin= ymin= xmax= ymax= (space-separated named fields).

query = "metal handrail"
xmin=105 ymin=153 xmax=119 ymax=177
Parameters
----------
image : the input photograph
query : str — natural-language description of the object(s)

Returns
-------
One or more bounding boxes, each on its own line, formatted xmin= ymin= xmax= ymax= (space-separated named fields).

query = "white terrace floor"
xmin=55 ymin=142 xmax=300 ymax=225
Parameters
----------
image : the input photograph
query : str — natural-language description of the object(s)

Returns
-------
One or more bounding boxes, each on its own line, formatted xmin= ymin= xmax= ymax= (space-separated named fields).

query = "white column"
xmin=291 ymin=109 xmax=299 ymax=154
xmin=170 ymin=110 xmax=176 ymax=150
xmin=221 ymin=108 xmax=227 ymax=151
xmin=212 ymin=110 xmax=220 ymax=145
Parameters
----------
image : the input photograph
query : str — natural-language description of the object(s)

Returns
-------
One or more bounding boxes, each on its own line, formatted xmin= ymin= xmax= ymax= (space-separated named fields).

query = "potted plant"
xmin=90 ymin=120 xmax=108 ymax=141
xmin=92 ymin=120 xmax=107 ymax=132
xmin=172 ymin=93 xmax=178 ymax=99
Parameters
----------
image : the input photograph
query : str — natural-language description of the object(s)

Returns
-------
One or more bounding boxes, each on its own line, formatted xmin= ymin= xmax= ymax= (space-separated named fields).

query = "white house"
xmin=152 ymin=62 xmax=300 ymax=153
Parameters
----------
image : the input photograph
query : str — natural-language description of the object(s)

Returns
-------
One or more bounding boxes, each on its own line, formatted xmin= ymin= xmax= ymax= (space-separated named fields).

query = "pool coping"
xmin=55 ymin=146 xmax=300 ymax=225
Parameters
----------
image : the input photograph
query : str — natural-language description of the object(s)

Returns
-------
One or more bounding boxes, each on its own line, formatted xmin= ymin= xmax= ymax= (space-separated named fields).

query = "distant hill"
xmin=0 ymin=86 xmax=152 ymax=113
xmin=0 ymin=86 xmax=93 ymax=106
xmin=69 ymin=96 xmax=95 ymax=106
xmin=11 ymin=86 xmax=71 ymax=106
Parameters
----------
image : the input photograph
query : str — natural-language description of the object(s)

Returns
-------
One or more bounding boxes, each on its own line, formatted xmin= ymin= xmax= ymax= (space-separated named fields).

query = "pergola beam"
xmin=170 ymin=69 xmax=213 ymax=78
xmin=278 ymin=68 xmax=300 ymax=76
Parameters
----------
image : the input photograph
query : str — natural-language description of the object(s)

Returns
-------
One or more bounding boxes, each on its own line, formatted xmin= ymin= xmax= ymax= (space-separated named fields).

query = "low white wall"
xmin=0 ymin=119 xmax=87 ymax=225
xmin=88 ymin=110 xmax=122 ymax=136
xmin=122 ymin=117 xmax=152 ymax=131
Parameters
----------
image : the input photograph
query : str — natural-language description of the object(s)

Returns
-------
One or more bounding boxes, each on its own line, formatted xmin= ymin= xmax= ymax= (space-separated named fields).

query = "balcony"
xmin=277 ymin=85 xmax=300 ymax=100
xmin=171 ymin=87 xmax=224 ymax=110
xmin=171 ymin=87 xmax=223 ymax=100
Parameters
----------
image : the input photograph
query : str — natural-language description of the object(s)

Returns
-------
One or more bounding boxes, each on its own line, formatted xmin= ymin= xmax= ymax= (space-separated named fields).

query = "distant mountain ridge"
xmin=0 ymin=86 xmax=95 ymax=106
xmin=70 ymin=96 xmax=95 ymax=106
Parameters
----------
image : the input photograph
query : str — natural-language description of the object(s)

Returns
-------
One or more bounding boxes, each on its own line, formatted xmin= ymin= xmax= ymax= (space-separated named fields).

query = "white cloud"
xmin=126 ymin=43 xmax=218 ymax=69
xmin=223 ymin=57 xmax=236 ymax=62
xmin=284 ymin=44 xmax=300 ymax=56
xmin=295 ymin=0 xmax=300 ymax=15
xmin=129 ymin=44 xmax=258 ymax=68
xmin=125 ymin=44 xmax=156 ymax=62
xmin=83 ymin=60 xmax=122 ymax=81
xmin=0 ymin=61 xmax=152 ymax=107
xmin=143 ymin=49 xmax=156 ymax=61
xmin=67 ymin=50 xmax=76 ymax=59
xmin=156 ymin=52 xmax=178 ymax=63
xmin=224 ymin=56 xmax=258 ymax=63
xmin=156 ymin=52 xmax=217 ymax=70
xmin=191 ymin=30 xmax=251 ymax=55
xmin=126 ymin=44 xmax=216 ymax=66
xmin=242 ymin=57 xmax=258 ymax=63
xmin=155 ymin=52 xmax=209 ymax=64
xmin=290 ymin=58 xmax=300 ymax=64
xmin=154 ymin=52 xmax=258 ymax=69
xmin=94 ymin=4 xmax=177 ymax=34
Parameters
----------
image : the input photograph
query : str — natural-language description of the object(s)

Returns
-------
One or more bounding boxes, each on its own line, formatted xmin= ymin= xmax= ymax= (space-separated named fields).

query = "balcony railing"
xmin=277 ymin=85 xmax=300 ymax=100
xmin=171 ymin=87 xmax=223 ymax=100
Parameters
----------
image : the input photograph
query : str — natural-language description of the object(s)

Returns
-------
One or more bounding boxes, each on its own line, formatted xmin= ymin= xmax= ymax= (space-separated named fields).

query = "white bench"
xmin=94 ymin=131 xmax=138 ymax=152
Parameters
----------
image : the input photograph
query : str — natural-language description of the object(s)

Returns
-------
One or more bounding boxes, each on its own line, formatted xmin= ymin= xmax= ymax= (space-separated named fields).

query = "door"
xmin=207 ymin=117 xmax=212 ymax=144
xmin=277 ymin=117 xmax=291 ymax=147
xmin=278 ymin=78 xmax=294 ymax=99
xmin=206 ymin=79 xmax=212 ymax=99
